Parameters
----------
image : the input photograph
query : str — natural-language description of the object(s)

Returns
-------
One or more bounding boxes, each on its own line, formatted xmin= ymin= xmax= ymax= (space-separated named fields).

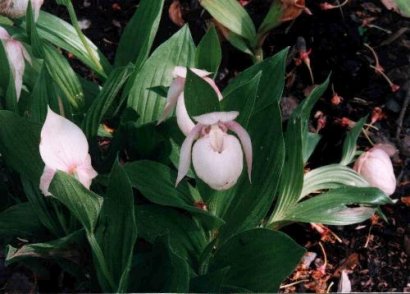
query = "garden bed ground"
xmin=2 ymin=0 xmax=410 ymax=292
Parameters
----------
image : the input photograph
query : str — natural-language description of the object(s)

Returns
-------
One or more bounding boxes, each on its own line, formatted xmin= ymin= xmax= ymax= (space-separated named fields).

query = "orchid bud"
xmin=0 ymin=0 xmax=43 ymax=21
xmin=157 ymin=66 xmax=223 ymax=136
xmin=176 ymin=111 xmax=252 ymax=191
xmin=353 ymin=144 xmax=397 ymax=196
xmin=39 ymin=107 xmax=97 ymax=196
xmin=0 ymin=26 xmax=32 ymax=101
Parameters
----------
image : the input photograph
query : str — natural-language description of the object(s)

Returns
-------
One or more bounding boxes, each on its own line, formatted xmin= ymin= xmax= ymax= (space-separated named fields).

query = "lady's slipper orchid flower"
xmin=0 ymin=0 xmax=43 ymax=21
xmin=157 ymin=66 xmax=223 ymax=136
xmin=39 ymin=107 xmax=97 ymax=196
xmin=353 ymin=144 xmax=396 ymax=196
xmin=0 ymin=26 xmax=31 ymax=101
xmin=176 ymin=111 xmax=252 ymax=191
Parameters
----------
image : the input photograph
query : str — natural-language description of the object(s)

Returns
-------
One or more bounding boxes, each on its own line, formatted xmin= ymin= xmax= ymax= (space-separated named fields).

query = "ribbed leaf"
xmin=115 ymin=0 xmax=164 ymax=67
xmin=301 ymin=164 xmax=369 ymax=199
xmin=279 ymin=187 xmax=393 ymax=225
xmin=209 ymin=229 xmax=305 ymax=292
xmin=200 ymin=0 xmax=256 ymax=43
xmin=126 ymin=26 xmax=195 ymax=125
xmin=340 ymin=116 xmax=367 ymax=165
xmin=195 ymin=25 xmax=222 ymax=75
xmin=257 ymin=0 xmax=282 ymax=37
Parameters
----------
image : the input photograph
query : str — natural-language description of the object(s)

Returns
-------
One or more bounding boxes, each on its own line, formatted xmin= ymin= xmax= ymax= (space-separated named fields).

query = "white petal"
xmin=75 ymin=154 xmax=98 ymax=189
xmin=173 ymin=66 xmax=211 ymax=78
xmin=157 ymin=77 xmax=185 ymax=125
xmin=39 ymin=166 xmax=55 ymax=196
xmin=0 ymin=0 xmax=28 ymax=18
xmin=202 ymin=76 xmax=223 ymax=101
xmin=176 ymin=124 xmax=203 ymax=186
xmin=5 ymin=40 xmax=25 ymax=100
xmin=337 ymin=270 xmax=352 ymax=293
xmin=191 ymin=67 xmax=212 ymax=77
xmin=226 ymin=121 xmax=253 ymax=182
xmin=354 ymin=147 xmax=396 ymax=195
xmin=176 ymin=94 xmax=195 ymax=136
xmin=193 ymin=111 xmax=239 ymax=125
xmin=192 ymin=134 xmax=243 ymax=190
xmin=0 ymin=27 xmax=10 ymax=40
xmin=40 ymin=107 xmax=90 ymax=172
xmin=32 ymin=0 xmax=44 ymax=21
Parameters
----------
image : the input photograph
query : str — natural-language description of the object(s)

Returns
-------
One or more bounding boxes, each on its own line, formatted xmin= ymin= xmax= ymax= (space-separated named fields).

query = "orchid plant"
xmin=0 ymin=1 xmax=394 ymax=293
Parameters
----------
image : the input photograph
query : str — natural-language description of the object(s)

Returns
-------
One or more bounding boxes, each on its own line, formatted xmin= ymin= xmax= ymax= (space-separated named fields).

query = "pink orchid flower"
xmin=157 ymin=66 xmax=223 ymax=136
xmin=0 ymin=27 xmax=31 ymax=101
xmin=39 ymin=107 xmax=97 ymax=196
xmin=176 ymin=111 xmax=252 ymax=191
xmin=0 ymin=0 xmax=43 ymax=21
xmin=353 ymin=144 xmax=397 ymax=196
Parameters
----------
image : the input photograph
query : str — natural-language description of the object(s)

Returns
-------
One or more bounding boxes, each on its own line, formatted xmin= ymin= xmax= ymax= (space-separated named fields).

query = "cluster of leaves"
xmin=0 ymin=0 xmax=392 ymax=292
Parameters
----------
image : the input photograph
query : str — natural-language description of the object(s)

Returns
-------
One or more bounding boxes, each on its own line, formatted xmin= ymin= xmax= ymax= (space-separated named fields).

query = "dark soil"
xmin=2 ymin=0 xmax=409 ymax=292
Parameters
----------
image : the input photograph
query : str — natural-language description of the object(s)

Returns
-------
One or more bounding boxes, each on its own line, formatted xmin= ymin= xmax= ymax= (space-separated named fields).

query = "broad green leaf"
xmin=0 ymin=110 xmax=43 ymax=182
xmin=277 ymin=187 xmax=393 ymax=225
xmin=223 ymin=48 xmax=288 ymax=111
xmin=43 ymin=44 xmax=84 ymax=110
xmin=115 ymin=0 xmax=164 ymax=67
xmin=195 ymin=25 xmax=222 ymax=75
xmin=0 ymin=203 xmax=46 ymax=239
xmin=49 ymin=171 xmax=102 ymax=234
xmin=190 ymin=268 xmax=230 ymax=293
xmin=30 ymin=65 xmax=56 ymax=123
xmin=127 ymin=26 xmax=195 ymax=125
xmin=26 ymin=2 xmax=44 ymax=58
xmin=303 ymin=132 xmax=321 ymax=163
xmin=124 ymin=161 xmax=224 ymax=229
xmin=257 ymin=0 xmax=282 ymax=37
xmin=340 ymin=116 xmax=367 ymax=165
xmin=129 ymin=236 xmax=190 ymax=292
xmin=136 ymin=205 xmax=207 ymax=268
xmin=217 ymin=104 xmax=285 ymax=241
xmin=83 ymin=65 xmax=134 ymax=139
xmin=221 ymin=73 xmax=260 ymax=127
xmin=200 ymin=0 xmax=256 ymax=43
xmin=0 ymin=41 xmax=17 ymax=111
xmin=184 ymin=68 xmax=220 ymax=116
xmin=96 ymin=162 xmax=137 ymax=292
xmin=209 ymin=229 xmax=305 ymax=292
xmin=34 ymin=11 xmax=111 ymax=77
xmin=5 ymin=230 xmax=85 ymax=265
xmin=301 ymin=164 xmax=369 ymax=199
xmin=396 ymin=0 xmax=410 ymax=17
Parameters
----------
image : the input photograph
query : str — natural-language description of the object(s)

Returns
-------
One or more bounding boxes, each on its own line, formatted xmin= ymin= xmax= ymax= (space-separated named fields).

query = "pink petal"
xmin=40 ymin=166 xmax=56 ymax=196
xmin=5 ymin=40 xmax=25 ymax=100
xmin=176 ymin=94 xmax=195 ymax=136
xmin=0 ymin=27 xmax=10 ymax=40
xmin=202 ymin=76 xmax=223 ymax=101
xmin=193 ymin=111 xmax=239 ymax=125
xmin=176 ymin=124 xmax=203 ymax=186
xmin=40 ymin=107 xmax=90 ymax=172
xmin=372 ymin=143 xmax=397 ymax=156
xmin=32 ymin=0 xmax=44 ymax=21
xmin=190 ymin=67 xmax=212 ymax=77
xmin=157 ymin=77 xmax=185 ymax=125
xmin=75 ymin=154 xmax=98 ymax=189
xmin=226 ymin=121 xmax=253 ymax=182
xmin=173 ymin=66 xmax=211 ymax=78
xmin=192 ymin=134 xmax=243 ymax=190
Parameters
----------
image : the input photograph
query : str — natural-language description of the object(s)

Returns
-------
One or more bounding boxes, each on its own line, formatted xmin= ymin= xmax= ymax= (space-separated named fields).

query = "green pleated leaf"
xmin=0 ymin=40 xmax=17 ymax=111
xmin=340 ymin=116 xmax=367 ymax=165
xmin=43 ymin=44 xmax=84 ymax=110
xmin=30 ymin=65 xmax=56 ymax=123
xmin=136 ymin=205 xmax=207 ymax=268
xmin=0 ymin=110 xmax=43 ymax=182
xmin=200 ymin=0 xmax=256 ymax=43
xmin=49 ymin=171 xmax=102 ymax=234
xmin=115 ymin=0 xmax=164 ymax=67
xmin=304 ymin=132 xmax=321 ymax=163
xmin=257 ymin=0 xmax=282 ymax=37
xmin=126 ymin=26 xmax=195 ymax=125
xmin=209 ymin=229 xmax=305 ymax=292
xmin=279 ymin=187 xmax=393 ymax=225
xmin=223 ymin=48 xmax=288 ymax=111
xmin=34 ymin=11 xmax=111 ymax=77
xmin=301 ymin=164 xmax=369 ymax=199
xmin=26 ymin=2 xmax=44 ymax=58
xmin=124 ymin=160 xmax=224 ymax=229
xmin=129 ymin=236 xmax=190 ymax=292
xmin=96 ymin=161 xmax=137 ymax=292
xmin=195 ymin=25 xmax=222 ymax=75
xmin=184 ymin=68 xmax=220 ymax=116
xmin=0 ymin=202 xmax=46 ymax=239
xmin=82 ymin=65 xmax=134 ymax=139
